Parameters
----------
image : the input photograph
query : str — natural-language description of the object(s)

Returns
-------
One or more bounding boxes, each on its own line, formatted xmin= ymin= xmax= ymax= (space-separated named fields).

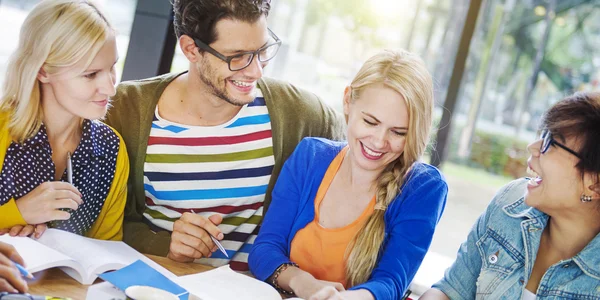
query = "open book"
xmin=0 ymin=229 xmax=173 ymax=285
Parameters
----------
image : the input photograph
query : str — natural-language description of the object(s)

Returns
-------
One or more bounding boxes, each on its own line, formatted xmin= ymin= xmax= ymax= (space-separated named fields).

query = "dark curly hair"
xmin=540 ymin=92 xmax=600 ymax=187
xmin=172 ymin=0 xmax=271 ymax=45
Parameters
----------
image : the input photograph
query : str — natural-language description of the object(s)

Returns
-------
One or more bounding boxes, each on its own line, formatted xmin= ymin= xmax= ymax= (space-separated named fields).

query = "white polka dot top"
xmin=0 ymin=119 xmax=120 ymax=235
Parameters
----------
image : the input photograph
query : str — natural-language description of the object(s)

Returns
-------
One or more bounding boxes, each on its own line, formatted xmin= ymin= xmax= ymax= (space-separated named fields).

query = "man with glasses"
xmin=105 ymin=0 xmax=345 ymax=271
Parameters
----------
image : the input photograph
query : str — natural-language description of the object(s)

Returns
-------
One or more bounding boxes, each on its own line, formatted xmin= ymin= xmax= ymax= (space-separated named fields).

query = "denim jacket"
xmin=433 ymin=179 xmax=600 ymax=299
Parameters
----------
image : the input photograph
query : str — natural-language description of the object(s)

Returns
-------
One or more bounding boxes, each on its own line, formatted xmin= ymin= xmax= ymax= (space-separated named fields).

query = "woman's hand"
xmin=15 ymin=182 xmax=82 ymax=224
xmin=0 ymin=242 xmax=28 ymax=293
xmin=0 ymin=224 xmax=47 ymax=239
xmin=308 ymin=288 xmax=374 ymax=300
xmin=289 ymin=272 xmax=345 ymax=300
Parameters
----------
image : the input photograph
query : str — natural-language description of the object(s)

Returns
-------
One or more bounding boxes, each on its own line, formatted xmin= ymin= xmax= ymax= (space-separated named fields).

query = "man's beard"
xmin=197 ymin=59 xmax=255 ymax=107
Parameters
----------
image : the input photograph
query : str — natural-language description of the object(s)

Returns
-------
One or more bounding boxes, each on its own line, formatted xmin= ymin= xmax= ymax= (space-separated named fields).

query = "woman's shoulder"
xmin=488 ymin=178 xmax=529 ymax=211
xmin=296 ymin=137 xmax=346 ymax=157
xmin=403 ymin=162 xmax=447 ymax=190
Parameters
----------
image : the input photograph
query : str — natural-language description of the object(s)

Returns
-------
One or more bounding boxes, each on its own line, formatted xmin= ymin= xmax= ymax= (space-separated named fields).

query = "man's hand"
xmin=167 ymin=213 xmax=223 ymax=262
xmin=0 ymin=242 xmax=28 ymax=293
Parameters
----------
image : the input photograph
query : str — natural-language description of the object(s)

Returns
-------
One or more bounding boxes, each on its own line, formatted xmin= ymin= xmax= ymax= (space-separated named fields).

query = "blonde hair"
xmin=345 ymin=49 xmax=434 ymax=286
xmin=0 ymin=0 xmax=112 ymax=142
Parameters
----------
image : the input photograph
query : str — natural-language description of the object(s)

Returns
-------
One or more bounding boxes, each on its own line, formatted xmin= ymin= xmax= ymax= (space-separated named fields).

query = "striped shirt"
xmin=143 ymin=89 xmax=274 ymax=271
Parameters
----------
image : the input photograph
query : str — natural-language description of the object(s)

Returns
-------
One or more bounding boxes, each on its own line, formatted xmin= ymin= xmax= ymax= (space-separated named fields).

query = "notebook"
xmin=0 ymin=229 xmax=174 ymax=284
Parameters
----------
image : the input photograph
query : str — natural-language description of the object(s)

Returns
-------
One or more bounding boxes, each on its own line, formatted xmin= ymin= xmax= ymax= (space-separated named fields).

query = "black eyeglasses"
xmin=193 ymin=28 xmax=282 ymax=71
xmin=540 ymin=129 xmax=581 ymax=159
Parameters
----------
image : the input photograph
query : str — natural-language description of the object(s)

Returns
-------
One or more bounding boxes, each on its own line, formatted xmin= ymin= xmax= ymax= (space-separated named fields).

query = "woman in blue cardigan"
xmin=249 ymin=49 xmax=448 ymax=300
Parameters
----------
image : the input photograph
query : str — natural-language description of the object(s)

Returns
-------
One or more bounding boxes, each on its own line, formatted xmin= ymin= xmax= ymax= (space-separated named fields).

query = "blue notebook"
xmin=100 ymin=260 xmax=189 ymax=300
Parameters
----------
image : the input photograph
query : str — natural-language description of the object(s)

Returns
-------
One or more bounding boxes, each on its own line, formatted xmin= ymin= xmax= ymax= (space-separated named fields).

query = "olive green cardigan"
xmin=105 ymin=72 xmax=346 ymax=256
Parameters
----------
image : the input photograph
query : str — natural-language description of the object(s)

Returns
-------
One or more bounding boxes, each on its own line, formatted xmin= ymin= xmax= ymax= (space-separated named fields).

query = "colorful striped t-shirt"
xmin=143 ymin=89 xmax=274 ymax=271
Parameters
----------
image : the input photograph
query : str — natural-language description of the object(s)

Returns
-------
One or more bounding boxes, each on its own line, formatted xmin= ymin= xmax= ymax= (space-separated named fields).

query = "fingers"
xmin=332 ymin=282 xmax=345 ymax=292
xmin=182 ymin=213 xmax=223 ymax=240
xmin=9 ymin=226 xmax=23 ymax=237
xmin=167 ymin=235 xmax=204 ymax=262
xmin=0 ymin=229 xmax=7 ymax=235
xmin=309 ymin=286 xmax=339 ymax=300
xmin=171 ymin=228 xmax=212 ymax=258
xmin=17 ymin=225 xmax=34 ymax=237
xmin=0 ymin=243 xmax=24 ymax=266
xmin=54 ymin=190 xmax=83 ymax=205
xmin=53 ymin=198 xmax=80 ymax=211
xmin=42 ymin=181 xmax=82 ymax=197
xmin=51 ymin=210 xmax=71 ymax=221
xmin=33 ymin=224 xmax=47 ymax=239
xmin=207 ymin=214 xmax=223 ymax=226
xmin=0 ymin=265 xmax=28 ymax=293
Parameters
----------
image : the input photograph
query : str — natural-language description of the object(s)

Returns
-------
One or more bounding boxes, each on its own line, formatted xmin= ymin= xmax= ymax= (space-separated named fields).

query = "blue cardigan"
xmin=249 ymin=138 xmax=448 ymax=299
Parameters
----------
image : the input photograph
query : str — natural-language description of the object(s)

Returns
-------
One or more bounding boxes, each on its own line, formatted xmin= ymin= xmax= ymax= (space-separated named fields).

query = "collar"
xmin=502 ymin=183 xmax=600 ymax=279
xmin=81 ymin=120 xmax=106 ymax=157
xmin=502 ymin=195 xmax=547 ymax=221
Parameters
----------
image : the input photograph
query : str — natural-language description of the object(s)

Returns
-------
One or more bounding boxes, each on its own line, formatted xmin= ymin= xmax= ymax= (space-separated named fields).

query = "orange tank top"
xmin=289 ymin=147 xmax=375 ymax=288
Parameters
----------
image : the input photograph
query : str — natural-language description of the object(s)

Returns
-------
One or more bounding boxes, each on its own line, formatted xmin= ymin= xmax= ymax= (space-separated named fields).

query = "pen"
xmin=14 ymin=262 xmax=34 ymax=279
xmin=190 ymin=210 xmax=229 ymax=258
xmin=66 ymin=152 xmax=73 ymax=185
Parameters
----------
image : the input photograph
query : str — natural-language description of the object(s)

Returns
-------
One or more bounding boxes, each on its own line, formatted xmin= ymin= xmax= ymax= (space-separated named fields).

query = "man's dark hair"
xmin=172 ymin=0 xmax=271 ymax=45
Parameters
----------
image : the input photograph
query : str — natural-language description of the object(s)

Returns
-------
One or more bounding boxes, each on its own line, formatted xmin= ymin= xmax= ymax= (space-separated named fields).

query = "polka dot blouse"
xmin=0 ymin=119 xmax=120 ymax=235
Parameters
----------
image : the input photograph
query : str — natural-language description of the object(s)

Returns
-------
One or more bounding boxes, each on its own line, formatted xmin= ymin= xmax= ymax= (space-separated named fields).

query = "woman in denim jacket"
xmin=421 ymin=92 xmax=600 ymax=300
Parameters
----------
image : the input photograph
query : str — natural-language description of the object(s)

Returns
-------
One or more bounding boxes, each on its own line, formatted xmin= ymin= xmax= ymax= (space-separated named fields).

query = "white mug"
xmin=125 ymin=285 xmax=180 ymax=300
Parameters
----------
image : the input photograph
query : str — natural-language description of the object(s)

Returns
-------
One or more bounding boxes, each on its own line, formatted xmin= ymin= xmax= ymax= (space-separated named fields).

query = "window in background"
xmin=171 ymin=0 xmax=469 ymax=113
xmin=430 ymin=0 xmax=600 ymax=262
xmin=0 ymin=0 xmax=137 ymax=95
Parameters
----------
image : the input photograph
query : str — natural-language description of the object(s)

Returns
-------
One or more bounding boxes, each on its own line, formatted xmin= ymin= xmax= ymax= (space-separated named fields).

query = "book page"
xmin=37 ymin=229 xmax=175 ymax=281
xmin=37 ymin=229 xmax=131 ymax=278
xmin=174 ymin=265 xmax=282 ymax=300
xmin=0 ymin=234 xmax=79 ymax=274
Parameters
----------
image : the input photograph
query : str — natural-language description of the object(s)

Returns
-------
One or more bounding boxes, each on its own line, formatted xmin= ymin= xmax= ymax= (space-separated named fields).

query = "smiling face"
xmin=525 ymin=134 xmax=585 ymax=214
xmin=343 ymin=83 xmax=409 ymax=174
xmin=39 ymin=34 xmax=118 ymax=120
xmin=195 ymin=16 xmax=270 ymax=106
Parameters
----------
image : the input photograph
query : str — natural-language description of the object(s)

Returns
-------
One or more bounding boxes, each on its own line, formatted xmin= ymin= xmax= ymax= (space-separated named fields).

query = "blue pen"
xmin=14 ymin=263 xmax=34 ymax=279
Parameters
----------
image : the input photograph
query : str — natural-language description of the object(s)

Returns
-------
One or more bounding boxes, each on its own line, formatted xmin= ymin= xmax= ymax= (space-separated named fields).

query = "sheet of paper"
xmin=174 ymin=265 xmax=281 ymax=300
xmin=100 ymin=260 xmax=189 ymax=300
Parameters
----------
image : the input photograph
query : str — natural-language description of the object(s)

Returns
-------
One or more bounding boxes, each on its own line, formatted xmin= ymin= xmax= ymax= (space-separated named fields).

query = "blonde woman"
xmin=0 ymin=0 xmax=128 ymax=240
xmin=249 ymin=49 xmax=448 ymax=300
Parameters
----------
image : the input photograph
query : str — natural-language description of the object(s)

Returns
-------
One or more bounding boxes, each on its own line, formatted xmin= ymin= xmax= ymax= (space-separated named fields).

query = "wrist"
xmin=288 ymin=270 xmax=314 ymax=294
xmin=270 ymin=262 xmax=299 ymax=295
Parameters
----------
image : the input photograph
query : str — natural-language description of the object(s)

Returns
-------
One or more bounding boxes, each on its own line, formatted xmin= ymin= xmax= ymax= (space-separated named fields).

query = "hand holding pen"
xmin=167 ymin=212 xmax=228 ymax=262
xmin=0 ymin=242 xmax=28 ymax=293
xmin=12 ymin=152 xmax=82 ymax=226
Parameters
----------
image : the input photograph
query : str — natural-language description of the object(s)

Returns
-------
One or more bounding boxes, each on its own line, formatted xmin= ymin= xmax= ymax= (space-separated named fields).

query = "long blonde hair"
xmin=345 ymin=49 xmax=434 ymax=286
xmin=0 ymin=0 xmax=112 ymax=142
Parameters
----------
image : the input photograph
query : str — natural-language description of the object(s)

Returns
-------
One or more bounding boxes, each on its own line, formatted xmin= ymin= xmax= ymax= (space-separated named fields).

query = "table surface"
xmin=27 ymin=255 xmax=213 ymax=300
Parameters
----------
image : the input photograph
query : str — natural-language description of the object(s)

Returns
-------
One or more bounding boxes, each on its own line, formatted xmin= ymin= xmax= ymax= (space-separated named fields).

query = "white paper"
xmin=174 ymin=265 xmax=281 ymax=300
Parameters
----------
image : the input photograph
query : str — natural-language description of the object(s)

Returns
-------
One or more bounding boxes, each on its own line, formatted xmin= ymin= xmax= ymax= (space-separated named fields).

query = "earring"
xmin=580 ymin=194 xmax=593 ymax=202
